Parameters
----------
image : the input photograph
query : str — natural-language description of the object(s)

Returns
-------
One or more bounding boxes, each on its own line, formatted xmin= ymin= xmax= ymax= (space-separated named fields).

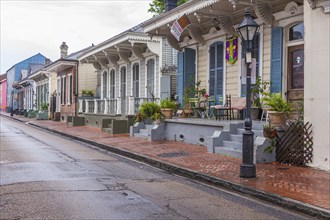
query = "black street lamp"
xmin=236 ymin=9 xmax=259 ymax=178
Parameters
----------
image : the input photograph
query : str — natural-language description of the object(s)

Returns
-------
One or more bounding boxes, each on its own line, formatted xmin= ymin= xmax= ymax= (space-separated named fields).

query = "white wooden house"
xmin=78 ymin=23 xmax=177 ymax=116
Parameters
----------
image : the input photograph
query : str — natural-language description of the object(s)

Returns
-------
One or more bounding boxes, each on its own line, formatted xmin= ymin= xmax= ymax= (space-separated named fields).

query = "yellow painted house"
xmin=142 ymin=0 xmax=330 ymax=171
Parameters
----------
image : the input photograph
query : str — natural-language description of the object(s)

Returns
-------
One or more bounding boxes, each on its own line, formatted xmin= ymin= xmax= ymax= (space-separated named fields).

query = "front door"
xmin=287 ymin=45 xmax=304 ymax=114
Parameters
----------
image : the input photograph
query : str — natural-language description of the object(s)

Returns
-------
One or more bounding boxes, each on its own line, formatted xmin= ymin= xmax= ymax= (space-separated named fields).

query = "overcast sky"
xmin=0 ymin=0 xmax=153 ymax=74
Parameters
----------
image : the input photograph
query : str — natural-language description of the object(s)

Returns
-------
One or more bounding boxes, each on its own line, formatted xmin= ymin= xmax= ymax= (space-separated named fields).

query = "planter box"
xmin=36 ymin=111 xmax=49 ymax=120
xmin=27 ymin=111 xmax=36 ymax=118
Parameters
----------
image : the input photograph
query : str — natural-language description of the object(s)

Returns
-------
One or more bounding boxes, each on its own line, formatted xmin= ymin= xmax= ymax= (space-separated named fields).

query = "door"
xmin=287 ymin=45 xmax=304 ymax=113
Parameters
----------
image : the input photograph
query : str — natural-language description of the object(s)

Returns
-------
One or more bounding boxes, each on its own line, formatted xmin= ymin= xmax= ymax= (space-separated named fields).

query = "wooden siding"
xmin=78 ymin=63 xmax=97 ymax=96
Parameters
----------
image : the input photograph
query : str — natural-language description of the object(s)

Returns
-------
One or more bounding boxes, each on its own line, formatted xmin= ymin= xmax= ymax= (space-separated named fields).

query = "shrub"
xmin=160 ymin=98 xmax=176 ymax=110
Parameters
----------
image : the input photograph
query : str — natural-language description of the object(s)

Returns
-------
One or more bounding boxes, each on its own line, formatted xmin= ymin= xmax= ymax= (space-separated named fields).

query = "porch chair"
xmin=213 ymin=94 xmax=232 ymax=120
xmin=231 ymin=97 xmax=246 ymax=119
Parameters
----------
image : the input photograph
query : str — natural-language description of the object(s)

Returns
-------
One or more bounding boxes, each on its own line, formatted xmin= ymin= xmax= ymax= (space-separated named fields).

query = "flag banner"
xmin=171 ymin=14 xmax=191 ymax=41
xmin=226 ymin=36 xmax=238 ymax=64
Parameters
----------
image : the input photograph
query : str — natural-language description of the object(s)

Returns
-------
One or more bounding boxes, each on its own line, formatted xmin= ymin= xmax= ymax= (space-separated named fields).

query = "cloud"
xmin=0 ymin=0 xmax=153 ymax=73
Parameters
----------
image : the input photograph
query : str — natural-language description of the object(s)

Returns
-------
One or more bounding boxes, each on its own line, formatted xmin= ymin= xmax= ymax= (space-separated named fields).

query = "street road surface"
xmin=0 ymin=116 xmax=314 ymax=219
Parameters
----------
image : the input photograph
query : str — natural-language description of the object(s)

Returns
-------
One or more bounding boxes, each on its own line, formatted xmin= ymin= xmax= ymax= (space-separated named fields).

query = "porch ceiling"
xmin=29 ymin=71 xmax=49 ymax=82
xmin=46 ymin=60 xmax=76 ymax=73
xmin=79 ymin=32 xmax=161 ymax=67
xmin=144 ymin=0 xmax=301 ymax=45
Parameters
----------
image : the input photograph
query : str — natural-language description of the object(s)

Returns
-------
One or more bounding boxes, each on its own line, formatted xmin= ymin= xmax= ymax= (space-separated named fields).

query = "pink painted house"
xmin=0 ymin=74 xmax=7 ymax=111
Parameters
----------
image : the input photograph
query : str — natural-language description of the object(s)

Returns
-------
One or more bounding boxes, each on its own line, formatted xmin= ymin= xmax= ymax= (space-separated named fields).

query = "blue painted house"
xmin=6 ymin=53 xmax=49 ymax=112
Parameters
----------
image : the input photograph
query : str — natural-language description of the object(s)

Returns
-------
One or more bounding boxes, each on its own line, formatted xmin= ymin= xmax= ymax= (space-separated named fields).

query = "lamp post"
xmin=236 ymin=9 xmax=259 ymax=178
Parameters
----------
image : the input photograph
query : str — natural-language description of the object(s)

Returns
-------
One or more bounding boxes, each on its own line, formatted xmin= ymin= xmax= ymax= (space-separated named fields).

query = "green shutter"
xmin=270 ymin=26 xmax=283 ymax=93
xmin=176 ymin=52 xmax=184 ymax=104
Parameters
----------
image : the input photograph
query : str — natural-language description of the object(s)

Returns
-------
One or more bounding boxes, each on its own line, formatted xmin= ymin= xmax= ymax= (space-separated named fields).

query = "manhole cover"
xmin=157 ymin=151 xmax=188 ymax=158
xmin=277 ymin=167 xmax=289 ymax=170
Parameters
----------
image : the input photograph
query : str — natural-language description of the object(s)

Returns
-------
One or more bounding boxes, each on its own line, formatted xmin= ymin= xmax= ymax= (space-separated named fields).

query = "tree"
xmin=148 ymin=0 xmax=189 ymax=15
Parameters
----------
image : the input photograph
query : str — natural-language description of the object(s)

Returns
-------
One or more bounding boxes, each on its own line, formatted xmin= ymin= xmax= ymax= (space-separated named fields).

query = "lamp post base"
xmin=240 ymin=163 xmax=256 ymax=178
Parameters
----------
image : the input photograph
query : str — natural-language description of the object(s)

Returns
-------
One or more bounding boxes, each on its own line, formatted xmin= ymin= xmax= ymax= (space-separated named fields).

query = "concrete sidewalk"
xmin=1 ymin=112 xmax=329 ymax=219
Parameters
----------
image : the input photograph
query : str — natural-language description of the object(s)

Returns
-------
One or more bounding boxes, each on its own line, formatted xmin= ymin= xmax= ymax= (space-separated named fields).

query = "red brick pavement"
xmin=1 ymin=114 xmax=330 ymax=212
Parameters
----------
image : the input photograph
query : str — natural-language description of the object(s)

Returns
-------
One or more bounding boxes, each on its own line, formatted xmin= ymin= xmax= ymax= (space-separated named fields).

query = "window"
xmin=61 ymin=76 xmax=66 ymax=105
xmin=209 ymin=42 xmax=224 ymax=104
xmin=120 ymin=66 xmax=126 ymax=99
xmin=132 ymin=63 xmax=139 ymax=97
xmin=146 ymin=59 xmax=155 ymax=98
xmin=68 ymin=75 xmax=72 ymax=104
xmin=289 ymin=23 xmax=304 ymax=41
xmin=110 ymin=69 xmax=115 ymax=99
xmin=102 ymin=71 xmax=108 ymax=99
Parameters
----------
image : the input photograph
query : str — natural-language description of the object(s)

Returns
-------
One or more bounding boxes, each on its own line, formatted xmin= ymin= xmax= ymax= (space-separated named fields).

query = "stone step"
xmin=223 ymin=140 xmax=242 ymax=151
xmin=237 ymin=128 xmax=263 ymax=137
xmin=102 ymin=128 xmax=112 ymax=134
xmin=214 ymin=146 xmax=242 ymax=159
xmin=230 ymin=134 xmax=242 ymax=143
xmin=134 ymin=132 xmax=150 ymax=140
xmin=139 ymin=128 xmax=149 ymax=136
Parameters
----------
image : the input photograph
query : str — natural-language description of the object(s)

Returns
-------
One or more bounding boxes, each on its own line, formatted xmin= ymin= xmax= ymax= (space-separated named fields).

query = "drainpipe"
xmin=75 ymin=62 xmax=78 ymax=116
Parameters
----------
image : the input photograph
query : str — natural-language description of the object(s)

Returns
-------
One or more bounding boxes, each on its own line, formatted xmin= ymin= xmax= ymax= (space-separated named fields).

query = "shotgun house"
xmin=5 ymin=53 xmax=49 ymax=113
xmin=42 ymin=42 xmax=95 ymax=122
xmin=0 ymin=74 xmax=7 ymax=112
xmin=17 ymin=62 xmax=48 ymax=115
xmin=142 ymin=0 xmax=330 ymax=171
xmin=77 ymin=22 xmax=177 ymax=128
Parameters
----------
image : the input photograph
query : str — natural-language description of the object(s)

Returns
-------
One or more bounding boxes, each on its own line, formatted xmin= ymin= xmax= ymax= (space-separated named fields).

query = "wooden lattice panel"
xmin=276 ymin=121 xmax=313 ymax=166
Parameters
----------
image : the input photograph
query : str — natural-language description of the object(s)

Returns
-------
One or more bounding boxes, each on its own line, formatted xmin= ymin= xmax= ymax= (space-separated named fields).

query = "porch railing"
xmin=78 ymin=96 xmax=159 ymax=116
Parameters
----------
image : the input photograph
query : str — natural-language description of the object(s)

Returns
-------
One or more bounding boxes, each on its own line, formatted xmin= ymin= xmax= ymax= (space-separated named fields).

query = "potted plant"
xmin=135 ymin=101 xmax=161 ymax=124
xmin=250 ymin=77 xmax=270 ymax=120
xmin=150 ymin=112 xmax=164 ymax=125
xmin=263 ymin=122 xmax=277 ymax=138
xmin=262 ymin=92 xmax=292 ymax=128
xmin=82 ymin=89 xmax=94 ymax=97
xmin=160 ymin=98 xmax=176 ymax=119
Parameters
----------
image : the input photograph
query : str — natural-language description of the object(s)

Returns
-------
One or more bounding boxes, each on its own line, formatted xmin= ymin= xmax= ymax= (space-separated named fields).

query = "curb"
xmin=2 ymin=114 xmax=330 ymax=219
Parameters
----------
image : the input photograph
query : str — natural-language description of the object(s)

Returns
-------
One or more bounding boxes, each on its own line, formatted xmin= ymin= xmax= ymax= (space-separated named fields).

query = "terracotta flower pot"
xmin=161 ymin=108 xmax=173 ymax=119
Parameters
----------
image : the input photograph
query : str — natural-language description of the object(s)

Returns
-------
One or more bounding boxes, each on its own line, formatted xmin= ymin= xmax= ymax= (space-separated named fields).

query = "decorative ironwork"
xmin=276 ymin=121 xmax=313 ymax=167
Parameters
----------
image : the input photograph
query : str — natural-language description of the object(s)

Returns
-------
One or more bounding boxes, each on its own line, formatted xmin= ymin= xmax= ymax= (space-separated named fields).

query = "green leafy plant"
xmin=261 ymin=93 xmax=292 ymax=114
xmin=82 ymin=89 xmax=94 ymax=96
xmin=251 ymin=77 xmax=270 ymax=108
xmin=160 ymin=98 xmax=176 ymax=110
xmin=139 ymin=101 xmax=161 ymax=117
xmin=40 ymin=102 xmax=48 ymax=110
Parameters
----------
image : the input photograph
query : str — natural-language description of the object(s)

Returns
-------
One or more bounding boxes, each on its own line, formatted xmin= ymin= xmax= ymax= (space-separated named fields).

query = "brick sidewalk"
xmin=1 ymin=113 xmax=329 ymax=218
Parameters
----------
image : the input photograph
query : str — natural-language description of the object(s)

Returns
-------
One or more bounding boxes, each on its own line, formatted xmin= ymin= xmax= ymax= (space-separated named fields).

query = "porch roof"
xmin=45 ymin=59 xmax=77 ymax=72
xmin=143 ymin=0 xmax=296 ymax=49
xmin=28 ymin=70 xmax=49 ymax=82
xmin=78 ymin=29 xmax=161 ymax=69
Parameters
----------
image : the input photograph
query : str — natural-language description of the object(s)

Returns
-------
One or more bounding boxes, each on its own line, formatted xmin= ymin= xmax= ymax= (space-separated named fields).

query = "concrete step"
xmin=223 ymin=140 xmax=242 ymax=151
xmin=230 ymin=134 xmax=242 ymax=143
xmin=214 ymin=146 xmax=242 ymax=159
xmin=67 ymin=122 xmax=73 ymax=126
xmin=237 ymin=128 xmax=263 ymax=137
xmin=139 ymin=128 xmax=149 ymax=136
xmin=134 ymin=132 xmax=150 ymax=140
xmin=102 ymin=128 xmax=112 ymax=134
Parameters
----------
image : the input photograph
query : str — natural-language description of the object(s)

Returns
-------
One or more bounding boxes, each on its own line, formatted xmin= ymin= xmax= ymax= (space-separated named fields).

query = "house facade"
xmin=78 ymin=23 xmax=176 ymax=118
xmin=5 ymin=53 xmax=49 ymax=113
xmin=31 ymin=42 xmax=95 ymax=121
xmin=0 ymin=74 xmax=6 ymax=111
xmin=142 ymin=0 xmax=330 ymax=171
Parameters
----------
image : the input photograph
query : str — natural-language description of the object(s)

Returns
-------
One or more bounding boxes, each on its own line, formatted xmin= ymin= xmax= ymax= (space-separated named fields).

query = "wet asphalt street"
xmin=0 ymin=117 xmax=314 ymax=219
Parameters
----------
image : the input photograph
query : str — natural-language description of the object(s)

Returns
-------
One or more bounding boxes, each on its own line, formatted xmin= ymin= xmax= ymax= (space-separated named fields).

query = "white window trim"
xmin=119 ymin=64 xmax=127 ymax=99
xmin=145 ymin=56 xmax=156 ymax=98
xmin=67 ymin=74 xmax=72 ymax=105
xmin=131 ymin=61 xmax=140 ymax=97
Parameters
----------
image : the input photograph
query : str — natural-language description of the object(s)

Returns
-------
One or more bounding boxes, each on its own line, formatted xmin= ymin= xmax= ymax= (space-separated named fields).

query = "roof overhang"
xmin=29 ymin=70 xmax=50 ymax=82
xmin=79 ymin=32 xmax=161 ymax=69
xmin=46 ymin=59 xmax=77 ymax=72
xmin=143 ymin=0 xmax=294 ymax=48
